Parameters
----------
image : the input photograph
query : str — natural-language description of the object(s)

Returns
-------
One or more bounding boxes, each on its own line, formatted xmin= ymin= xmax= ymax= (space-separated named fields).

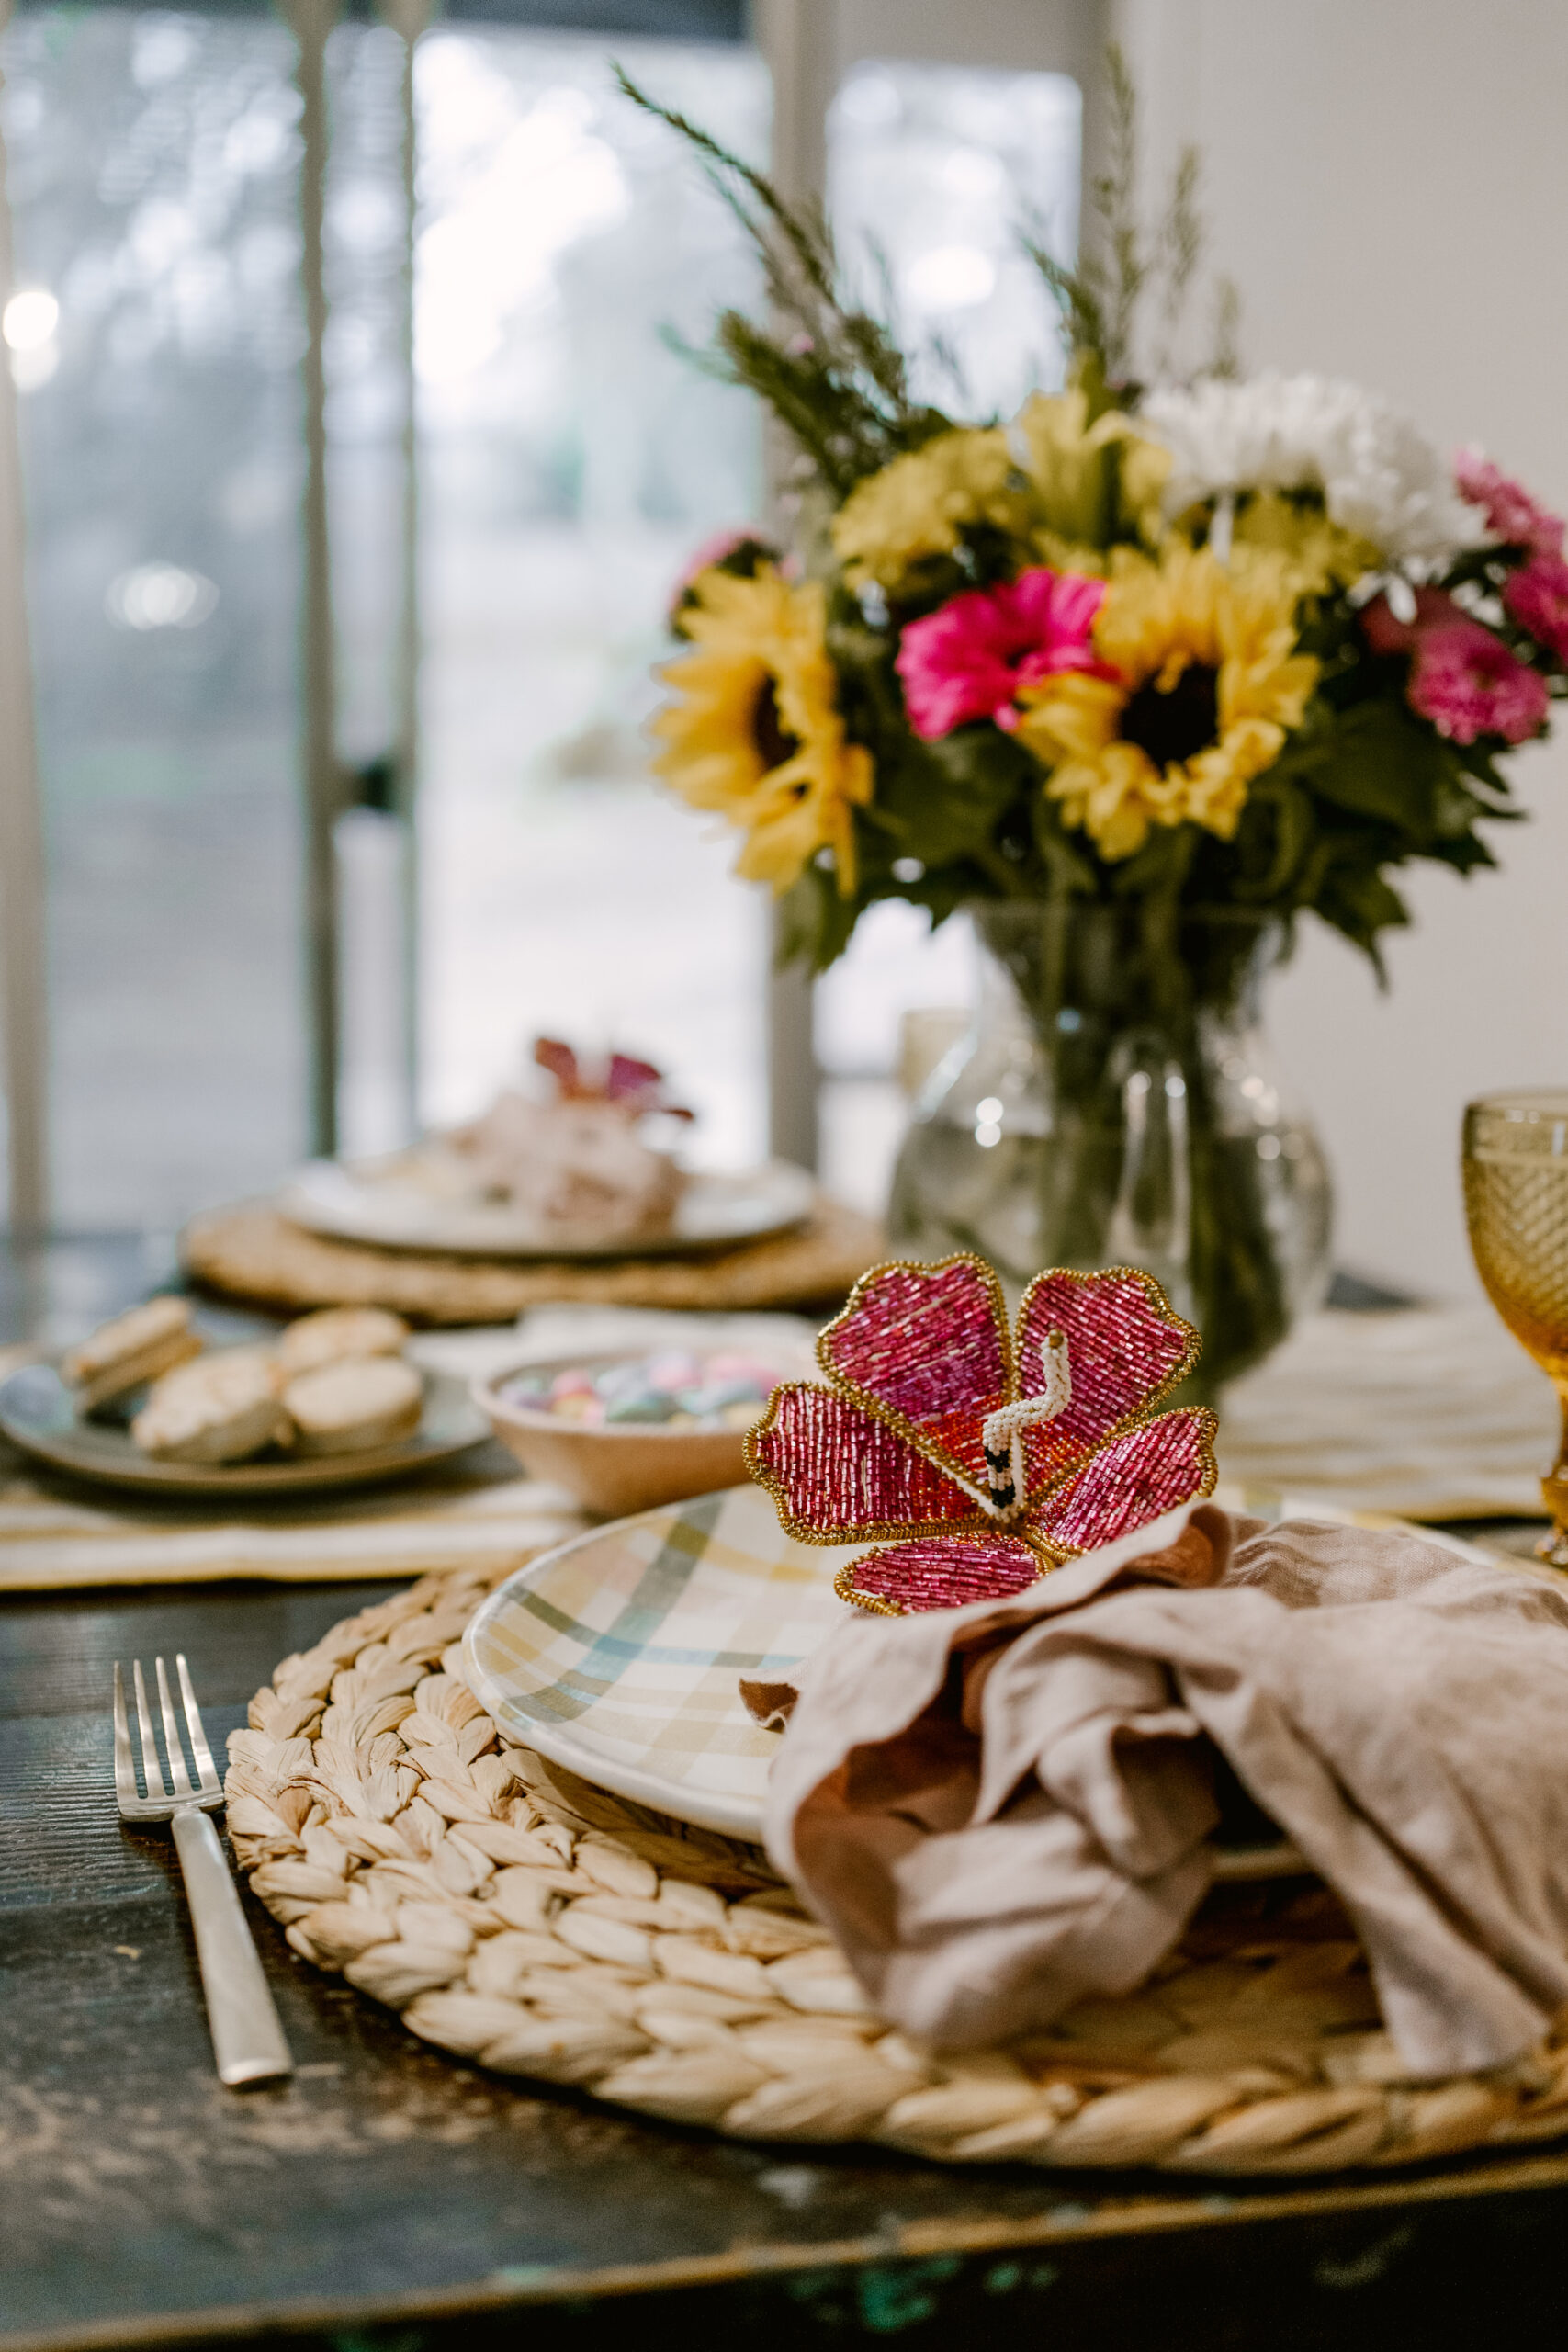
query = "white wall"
xmin=1116 ymin=0 xmax=1568 ymax=1298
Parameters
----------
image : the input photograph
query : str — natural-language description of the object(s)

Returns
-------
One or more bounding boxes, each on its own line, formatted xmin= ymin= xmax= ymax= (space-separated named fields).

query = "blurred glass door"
xmin=0 ymin=5 xmax=773 ymax=1227
xmin=2 ymin=6 xmax=310 ymax=1227
xmin=412 ymin=29 xmax=771 ymax=1171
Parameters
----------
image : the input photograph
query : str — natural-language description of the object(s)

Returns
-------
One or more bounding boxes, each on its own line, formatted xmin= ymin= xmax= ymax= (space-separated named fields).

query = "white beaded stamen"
xmin=980 ymin=1329 xmax=1071 ymax=1517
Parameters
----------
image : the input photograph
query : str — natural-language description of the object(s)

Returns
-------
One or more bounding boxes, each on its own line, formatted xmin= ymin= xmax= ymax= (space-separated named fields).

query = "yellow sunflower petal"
xmin=1220 ymin=650 xmax=1320 ymax=734
xmin=652 ymin=564 xmax=872 ymax=897
xmin=1090 ymin=544 xmax=1211 ymax=687
xmin=1183 ymin=720 xmax=1286 ymax=840
xmin=1014 ymin=671 xmax=1127 ymax=767
xmin=1045 ymin=741 xmax=1162 ymax=861
xmin=733 ymin=761 xmax=829 ymax=891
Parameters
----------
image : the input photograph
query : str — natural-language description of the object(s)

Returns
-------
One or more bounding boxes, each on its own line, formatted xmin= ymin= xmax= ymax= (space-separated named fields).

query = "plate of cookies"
xmin=0 ymin=1299 xmax=489 ymax=1496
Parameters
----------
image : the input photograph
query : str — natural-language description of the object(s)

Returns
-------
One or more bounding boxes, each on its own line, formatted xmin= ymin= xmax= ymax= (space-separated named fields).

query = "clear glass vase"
xmin=888 ymin=901 xmax=1333 ymax=1403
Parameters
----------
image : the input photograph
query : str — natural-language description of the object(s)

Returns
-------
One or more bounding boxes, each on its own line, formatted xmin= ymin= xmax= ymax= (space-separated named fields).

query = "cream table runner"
xmin=1216 ymin=1304 xmax=1554 ymax=1521
xmin=0 ymin=1458 xmax=585 ymax=1592
xmin=0 ymin=1309 xmax=811 ymax=1592
xmin=0 ymin=1302 xmax=1551 ymax=1591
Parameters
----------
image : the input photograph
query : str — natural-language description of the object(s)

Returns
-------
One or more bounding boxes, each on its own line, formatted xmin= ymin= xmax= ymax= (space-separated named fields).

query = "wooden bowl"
xmin=474 ymin=1350 xmax=804 ymax=1519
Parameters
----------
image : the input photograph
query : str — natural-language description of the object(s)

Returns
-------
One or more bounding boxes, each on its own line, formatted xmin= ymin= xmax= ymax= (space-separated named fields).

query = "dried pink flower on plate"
xmin=745 ymin=1253 xmax=1216 ymax=1613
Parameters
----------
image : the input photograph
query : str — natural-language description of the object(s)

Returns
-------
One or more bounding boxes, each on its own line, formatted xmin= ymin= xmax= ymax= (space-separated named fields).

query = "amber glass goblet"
xmin=1463 ymin=1090 xmax=1568 ymax=1566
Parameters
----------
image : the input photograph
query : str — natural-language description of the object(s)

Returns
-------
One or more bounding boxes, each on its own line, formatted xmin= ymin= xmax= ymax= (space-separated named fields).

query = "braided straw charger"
xmin=184 ymin=1195 xmax=885 ymax=1325
xmin=230 ymin=1558 xmax=1568 ymax=2176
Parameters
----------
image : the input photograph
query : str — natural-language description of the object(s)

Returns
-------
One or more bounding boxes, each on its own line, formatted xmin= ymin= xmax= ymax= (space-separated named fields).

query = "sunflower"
xmin=830 ymin=428 xmax=1018 ymax=592
xmin=1014 ymin=543 xmax=1319 ymax=861
xmin=650 ymin=566 xmax=874 ymax=896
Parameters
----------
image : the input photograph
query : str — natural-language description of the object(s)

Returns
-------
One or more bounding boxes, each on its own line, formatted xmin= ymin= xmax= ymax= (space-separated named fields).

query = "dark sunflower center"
xmin=751 ymin=677 xmax=803 ymax=778
xmin=1119 ymin=662 xmax=1220 ymax=768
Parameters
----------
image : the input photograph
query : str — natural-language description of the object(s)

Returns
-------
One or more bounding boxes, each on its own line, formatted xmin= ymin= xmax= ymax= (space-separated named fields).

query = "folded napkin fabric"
xmin=758 ymin=1506 xmax=1568 ymax=2078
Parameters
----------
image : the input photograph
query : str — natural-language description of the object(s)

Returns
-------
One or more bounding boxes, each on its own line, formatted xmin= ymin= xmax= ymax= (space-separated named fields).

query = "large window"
xmin=0 ymin=6 xmax=1082 ymax=1227
xmin=3 ymin=8 xmax=310 ymax=1227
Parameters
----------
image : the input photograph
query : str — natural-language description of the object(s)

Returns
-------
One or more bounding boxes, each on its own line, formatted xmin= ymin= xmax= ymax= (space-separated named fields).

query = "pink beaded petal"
xmin=818 ymin=1258 xmax=1008 ymax=1491
xmin=1025 ymin=1408 xmax=1215 ymax=1558
xmin=1015 ymin=1270 xmax=1200 ymax=1498
xmin=836 ymin=1532 xmax=1045 ymax=1615
xmin=749 ymin=1383 xmax=983 ymax=1543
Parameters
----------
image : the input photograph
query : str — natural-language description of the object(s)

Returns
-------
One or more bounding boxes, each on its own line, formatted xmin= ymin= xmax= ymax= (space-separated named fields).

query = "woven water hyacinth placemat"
xmin=230 ymin=1558 xmax=1568 ymax=2176
xmin=184 ymin=1195 xmax=886 ymax=1325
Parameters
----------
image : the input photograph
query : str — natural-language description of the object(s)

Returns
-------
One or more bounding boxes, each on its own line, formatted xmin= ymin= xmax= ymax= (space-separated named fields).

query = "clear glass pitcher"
xmin=888 ymin=900 xmax=1333 ymax=1402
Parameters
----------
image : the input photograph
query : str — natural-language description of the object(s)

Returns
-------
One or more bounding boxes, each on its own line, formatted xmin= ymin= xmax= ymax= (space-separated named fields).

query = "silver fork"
xmin=113 ymin=1653 xmax=292 ymax=2086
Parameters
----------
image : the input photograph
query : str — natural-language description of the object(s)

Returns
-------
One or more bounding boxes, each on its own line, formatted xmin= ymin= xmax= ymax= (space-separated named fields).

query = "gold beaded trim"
xmin=744 ymin=1252 xmax=1212 ymax=1555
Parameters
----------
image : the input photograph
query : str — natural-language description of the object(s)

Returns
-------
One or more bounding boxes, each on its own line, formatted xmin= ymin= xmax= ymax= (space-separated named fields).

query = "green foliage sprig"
xmin=615 ymin=68 xmax=950 ymax=498
xmin=1024 ymin=44 xmax=1240 ymax=395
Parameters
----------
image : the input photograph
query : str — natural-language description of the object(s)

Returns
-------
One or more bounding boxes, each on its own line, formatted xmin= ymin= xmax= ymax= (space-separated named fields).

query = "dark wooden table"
xmin=6 ymin=1240 xmax=1568 ymax=2351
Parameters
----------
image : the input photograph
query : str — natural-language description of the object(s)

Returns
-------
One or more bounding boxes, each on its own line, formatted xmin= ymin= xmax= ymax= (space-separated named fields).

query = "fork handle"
xmin=172 ymin=1810 xmax=293 ymax=2086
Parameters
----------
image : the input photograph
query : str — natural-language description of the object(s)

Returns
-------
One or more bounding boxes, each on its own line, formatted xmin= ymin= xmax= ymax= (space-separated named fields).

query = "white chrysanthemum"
xmin=1142 ymin=371 xmax=1480 ymax=566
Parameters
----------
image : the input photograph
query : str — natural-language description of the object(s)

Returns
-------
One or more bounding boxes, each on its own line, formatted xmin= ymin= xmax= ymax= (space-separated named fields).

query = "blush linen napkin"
xmin=750 ymin=1506 xmax=1568 ymax=2079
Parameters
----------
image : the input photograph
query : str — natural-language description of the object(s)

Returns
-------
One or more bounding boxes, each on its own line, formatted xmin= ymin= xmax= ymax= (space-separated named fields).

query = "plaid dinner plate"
xmin=462 ymin=1482 xmax=863 ymax=1838
xmin=461 ymin=1482 xmax=1499 ymax=1843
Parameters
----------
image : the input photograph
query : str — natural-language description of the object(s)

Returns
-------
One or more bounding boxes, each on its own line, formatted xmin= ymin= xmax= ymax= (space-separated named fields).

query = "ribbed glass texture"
xmin=1464 ymin=1091 xmax=1568 ymax=1385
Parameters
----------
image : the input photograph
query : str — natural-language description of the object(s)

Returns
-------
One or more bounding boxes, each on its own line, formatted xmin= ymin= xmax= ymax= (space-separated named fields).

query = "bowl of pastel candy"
xmin=475 ymin=1346 xmax=802 ymax=1517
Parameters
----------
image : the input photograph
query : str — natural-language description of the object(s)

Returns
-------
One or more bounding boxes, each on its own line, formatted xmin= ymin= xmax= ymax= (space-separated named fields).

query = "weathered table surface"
xmin=6 ymin=1238 xmax=1568 ymax=2351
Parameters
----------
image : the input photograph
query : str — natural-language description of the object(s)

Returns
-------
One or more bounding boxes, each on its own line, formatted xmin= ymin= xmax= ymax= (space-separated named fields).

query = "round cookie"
xmin=132 ymin=1348 xmax=292 ymax=1465
xmin=62 ymin=1296 xmax=204 ymax=1413
xmin=282 ymin=1356 xmax=423 ymax=1455
xmin=276 ymin=1306 xmax=410 ymax=1380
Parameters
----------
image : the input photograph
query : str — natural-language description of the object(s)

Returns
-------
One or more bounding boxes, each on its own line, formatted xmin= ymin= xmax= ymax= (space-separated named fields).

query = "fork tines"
xmin=113 ymin=1653 xmax=222 ymax=1820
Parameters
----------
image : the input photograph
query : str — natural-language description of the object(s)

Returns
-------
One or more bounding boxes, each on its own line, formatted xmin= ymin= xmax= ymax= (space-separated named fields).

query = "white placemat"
xmin=1217 ymin=1306 xmax=1554 ymax=1521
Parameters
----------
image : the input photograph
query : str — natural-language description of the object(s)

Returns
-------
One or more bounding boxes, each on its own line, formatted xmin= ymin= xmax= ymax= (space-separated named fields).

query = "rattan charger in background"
xmin=230 ymin=1557 xmax=1568 ymax=2177
xmin=183 ymin=1194 xmax=886 ymax=1325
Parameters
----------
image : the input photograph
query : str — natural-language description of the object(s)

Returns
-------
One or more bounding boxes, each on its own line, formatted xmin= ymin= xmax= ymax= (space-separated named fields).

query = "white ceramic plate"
xmin=464 ymin=1481 xmax=1502 ymax=1848
xmin=279 ymin=1150 xmax=817 ymax=1261
xmin=0 ymin=1360 xmax=489 ymax=1498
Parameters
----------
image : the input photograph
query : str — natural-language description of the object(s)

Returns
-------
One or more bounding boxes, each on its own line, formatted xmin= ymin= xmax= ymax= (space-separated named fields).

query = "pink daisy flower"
xmin=1454 ymin=449 xmax=1564 ymax=557
xmin=896 ymin=568 xmax=1111 ymax=741
xmin=1504 ymin=553 xmax=1568 ymax=662
xmin=1408 ymin=620 xmax=1550 ymax=745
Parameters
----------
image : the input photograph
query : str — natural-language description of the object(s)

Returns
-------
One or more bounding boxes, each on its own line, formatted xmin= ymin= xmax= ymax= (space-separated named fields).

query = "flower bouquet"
xmin=626 ymin=65 xmax=1568 ymax=1395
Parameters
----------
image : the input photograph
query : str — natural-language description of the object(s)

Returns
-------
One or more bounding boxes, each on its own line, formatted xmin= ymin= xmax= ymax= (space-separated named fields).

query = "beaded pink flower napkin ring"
xmin=744 ymin=1252 xmax=1217 ymax=1614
